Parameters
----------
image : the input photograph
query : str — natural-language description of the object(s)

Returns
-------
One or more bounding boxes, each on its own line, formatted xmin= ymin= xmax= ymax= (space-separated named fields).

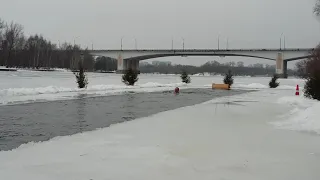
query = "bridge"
xmin=89 ymin=48 xmax=313 ymax=78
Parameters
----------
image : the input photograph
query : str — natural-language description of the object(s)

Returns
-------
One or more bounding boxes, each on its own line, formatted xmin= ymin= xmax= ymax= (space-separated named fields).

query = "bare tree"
xmin=305 ymin=45 xmax=320 ymax=75
xmin=0 ymin=18 xmax=5 ymax=65
xmin=0 ymin=18 xmax=4 ymax=27
xmin=0 ymin=18 xmax=4 ymax=40
xmin=236 ymin=61 xmax=244 ymax=67
xmin=295 ymin=60 xmax=308 ymax=78
xmin=304 ymin=45 xmax=320 ymax=100
xmin=5 ymin=22 xmax=24 ymax=50
xmin=315 ymin=0 xmax=320 ymax=16
xmin=4 ymin=21 xmax=24 ymax=67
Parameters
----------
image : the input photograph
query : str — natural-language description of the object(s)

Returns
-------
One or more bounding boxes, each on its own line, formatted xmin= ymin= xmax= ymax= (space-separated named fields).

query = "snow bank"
xmin=13 ymin=67 xmax=70 ymax=72
xmin=0 ymin=82 xmax=185 ymax=97
xmin=277 ymin=85 xmax=296 ymax=90
xmin=138 ymin=82 xmax=184 ymax=88
xmin=277 ymin=96 xmax=313 ymax=108
xmin=1 ymin=90 xmax=320 ymax=180
xmin=272 ymin=96 xmax=320 ymax=134
xmin=0 ymin=82 xmax=188 ymax=105
xmin=191 ymin=72 xmax=214 ymax=77
xmin=0 ymin=86 xmax=76 ymax=96
xmin=51 ymin=68 xmax=70 ymax=72
xmin=233 ymin=83 xmax=296 ymax=90
xmin=233 ymin=83 xmax=268 ymax=89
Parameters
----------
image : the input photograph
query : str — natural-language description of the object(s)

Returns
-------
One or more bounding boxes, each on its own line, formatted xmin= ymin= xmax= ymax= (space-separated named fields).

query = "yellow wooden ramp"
xmin=212 ymin=83 xmax=230 ymax=90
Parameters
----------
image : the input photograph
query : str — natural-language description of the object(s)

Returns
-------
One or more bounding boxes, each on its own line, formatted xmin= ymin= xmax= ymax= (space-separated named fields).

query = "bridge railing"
xmin=89 ymin=48 xmax=313 ymax=52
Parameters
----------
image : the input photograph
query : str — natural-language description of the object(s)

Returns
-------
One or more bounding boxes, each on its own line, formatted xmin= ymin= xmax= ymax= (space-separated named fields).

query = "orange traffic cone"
xmin=295 ymin=85 xmax=300 ymax=96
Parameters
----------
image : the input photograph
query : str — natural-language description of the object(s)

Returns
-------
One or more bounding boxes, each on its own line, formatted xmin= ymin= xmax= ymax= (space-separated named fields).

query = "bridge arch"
xmin=284 ymin=55 xmax=312 ymax=62
xmin=90 ymin=48 xmax=312 ymax=77
xmin=124 ymin=53 xmax=276 ymax=61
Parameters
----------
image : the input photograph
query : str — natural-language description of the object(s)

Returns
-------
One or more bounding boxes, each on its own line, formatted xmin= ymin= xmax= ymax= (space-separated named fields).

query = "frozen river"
xmin=0 ymin=88 xmax=247 ymax=151
xmin=0 ymin=70 xmax=320 ymax=180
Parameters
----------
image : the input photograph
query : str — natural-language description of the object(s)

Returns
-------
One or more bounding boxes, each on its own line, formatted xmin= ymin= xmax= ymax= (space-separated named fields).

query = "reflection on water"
xmin=0 ymin=88 xmax=247 ymax=151
xmin=123 ymin=93 xmax=138 ymax=121
xmin=76 ymin=96 xmax=87 ymax=133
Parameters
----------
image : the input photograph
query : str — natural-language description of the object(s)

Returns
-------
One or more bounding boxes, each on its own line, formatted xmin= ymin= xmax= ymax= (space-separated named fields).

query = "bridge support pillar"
xmin=116 ymin=58 xmax=140 ymax=74
xmin=275 ymin=52 xmax=288 ymax=78
xmin=283 ymin=61 xmax=288 ymax=78
xmin=131 ymin=60 xmax=139 ymax=70
xmin=116 ymin=54 xmax=124 ymax=73
xmin=127 ymin=60 xmax=132 ymax=70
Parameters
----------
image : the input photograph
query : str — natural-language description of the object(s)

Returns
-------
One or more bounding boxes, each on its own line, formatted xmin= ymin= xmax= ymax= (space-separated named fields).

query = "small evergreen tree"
xmin=122 ymin=68 xmax=138 ymax=86
xmin=180 ymin=70 xmax=191 ymax=84
xmin=74 ymin=61 xmax=88 ymax=89
xmin=223 ymin=69 xmax=234 ymax=87
xmin=269 ymin=74 xmax=280 ymax=88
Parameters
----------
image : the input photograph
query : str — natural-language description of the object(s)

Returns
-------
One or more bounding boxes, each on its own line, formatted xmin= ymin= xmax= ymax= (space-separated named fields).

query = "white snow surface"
xmin=0 ymin=71 xmax=188 ymax=105
xmin=272 ymin=96 xmax=320 ymax=135
xmin=0 ymin=71 xmax=304 ymax=105
xmin=1 ymin=74 xmax=320 ymax=179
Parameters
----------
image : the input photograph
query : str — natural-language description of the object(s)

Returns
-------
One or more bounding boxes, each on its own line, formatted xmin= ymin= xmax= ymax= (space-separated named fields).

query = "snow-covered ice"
xmin=1 ymin=71 xmax=320 ymax=179
xmin=1 ymin=74 xmax=320 ymax=179
xmin=272 ymin=96 xmax=320 ymax=135
xmin=0 ymin=71 xmax=188 ymax=105
xmin=0 ymin=71 xmax=304 ymax=105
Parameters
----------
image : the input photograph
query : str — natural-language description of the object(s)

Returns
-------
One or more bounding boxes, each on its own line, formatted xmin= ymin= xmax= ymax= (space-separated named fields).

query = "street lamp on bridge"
xmin=283 ymin=35 xmax=286 ymax=50
xmin=171 ymin=37 xmax=174 ymax=50
xmin=280 ymin=33 xmax=286 ymax=50
xmin=218 ymin=35 xmax=220 ymax=50
xmin=121 ymin=37 xmax=124 ymax=50
xmin=226 ymin=37 xmax=229 ymax=50
xmin=181 ymin=37 xmax=185 ymax=50
xmin=134 ymin=38 xmax=138 ymax=50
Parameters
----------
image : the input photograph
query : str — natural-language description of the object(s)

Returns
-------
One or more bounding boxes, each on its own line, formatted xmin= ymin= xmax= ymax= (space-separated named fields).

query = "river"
xmin=0 ymin=88 xmax=247 ymax=151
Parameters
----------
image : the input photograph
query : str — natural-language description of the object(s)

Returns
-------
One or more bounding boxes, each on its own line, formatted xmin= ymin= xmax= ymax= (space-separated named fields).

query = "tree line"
xmin=0 ymin=18 xmax=95 ymax=70
xmin=292 ymin=0 xmax=320 ymax=101
xmin=0 ymin=18 xmax=296 ymax=77
xmin=140 ymin=61 xmax=296 ymax=76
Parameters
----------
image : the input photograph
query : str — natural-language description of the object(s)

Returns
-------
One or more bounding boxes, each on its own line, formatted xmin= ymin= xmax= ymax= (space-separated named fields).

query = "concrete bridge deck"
xmin=89 ymin=48 xmax=313 ymax=78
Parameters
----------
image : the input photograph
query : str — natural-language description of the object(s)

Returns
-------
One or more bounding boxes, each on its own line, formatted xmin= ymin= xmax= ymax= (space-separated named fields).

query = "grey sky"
xmin=1 ymin=0 xmax=320 ymax=67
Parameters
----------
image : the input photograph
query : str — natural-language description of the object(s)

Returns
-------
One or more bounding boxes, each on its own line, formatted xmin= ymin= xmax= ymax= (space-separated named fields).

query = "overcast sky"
xmin=1 ymin=0 xmax=320 ymax=67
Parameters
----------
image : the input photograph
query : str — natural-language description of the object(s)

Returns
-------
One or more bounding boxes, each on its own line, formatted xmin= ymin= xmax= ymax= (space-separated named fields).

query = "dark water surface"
xmin=0 ymin=89 xmax=247 ymax=151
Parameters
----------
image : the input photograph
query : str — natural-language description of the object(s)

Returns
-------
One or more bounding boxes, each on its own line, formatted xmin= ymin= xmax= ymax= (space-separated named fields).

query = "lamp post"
xmin=280 ymin=33 xmax=283 ymax=50
xmin=134 ymin=38 xmax=137 ymax=50
xmin=218 ymin=35 xmax=220 ymax=50
xmin=226 ymin=37 xmax=229 ymax=50
xmin=181 ymin=37 xmax=185 ymax=50
xmin=121 ymin=37 xmax=124 ymax=50
xmin=171 ymin=38 xmax=174 ymax=50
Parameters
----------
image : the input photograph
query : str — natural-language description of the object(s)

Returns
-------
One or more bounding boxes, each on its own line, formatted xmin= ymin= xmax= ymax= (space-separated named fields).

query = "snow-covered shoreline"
xmin=0 ymin=71 xmax=304 ymax=105
xmin=1 ymin=71 xmax=319 ymax=179
xmin=272 ymin=96 xmax=320 ymax=135
xmin=1 ymin=89 xmax=319 ymax=180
